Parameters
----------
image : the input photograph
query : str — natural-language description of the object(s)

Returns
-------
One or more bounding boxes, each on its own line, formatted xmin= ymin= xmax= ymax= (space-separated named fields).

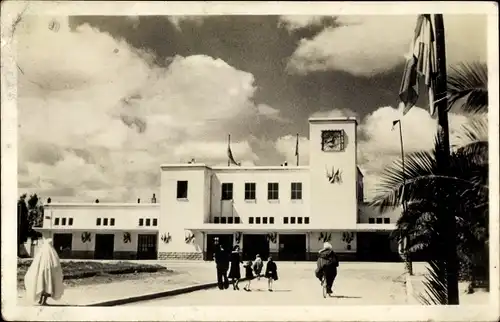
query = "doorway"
xmin=357 ymin=232 xmax=397 ymax=261
xmin=137 ymin=234 xmax=157 ymax=260
xmin=94 ymin=234 xmax=115 ymax=259
xmin=242 ymin=234 xmax=269 ymax=261
xmin=206 ymin=234 xmax=233 ymax=261
xmin=53 ymin=233 xmax=72 ymax=259
xmin=279 ymin=234 xmax=306 ymax=261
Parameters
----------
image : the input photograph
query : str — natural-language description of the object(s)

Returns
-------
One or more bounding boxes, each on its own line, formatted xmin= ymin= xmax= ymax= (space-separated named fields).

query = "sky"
xmin=16 ymin=14 xmax=488 ymax=202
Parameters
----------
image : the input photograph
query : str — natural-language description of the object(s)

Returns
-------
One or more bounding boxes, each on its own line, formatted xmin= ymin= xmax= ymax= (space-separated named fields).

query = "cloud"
xmin=167 ymin=16 xmax=205 ymax=30
xmin=16 ymin=16 xmax=276 ymax=202
xmin=287 ymin=15 xmax=487 ymax=76
xmin=278 ymin=15 xmax=336 ymax=31
xmin=274 ymin=135 xmax=310 ymax=166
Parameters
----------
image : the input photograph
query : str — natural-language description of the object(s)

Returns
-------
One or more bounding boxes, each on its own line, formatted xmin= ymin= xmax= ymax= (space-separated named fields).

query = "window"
xmin=376 ymin=218 xmax=383 ymax=224
xmin=290 ymin=217 xmax=296 ymax=224
xmin=249 ymin=217 xmax=254 ymax=224
xmin=256 ymin=217 xmax=261 ymax=224
xmin=221 ymin=217 xmax=227 ymax=224
xmin=304 ymin=217 xmax=310 ymax=224
xmin=110 ymin=218 xmax=115 ymax=226
xmin=298 ymin=217 xmax=303 ymax=224
xmin=96 ymin=218 xmax=101 ymax=226
xmin=383 ymin=217 xmax=390 ymax=224
xmin=54 ymin=218 xmax=60 ymax=226
xmin=103 ymin=218 xmax=108 ymax=226
xmin=291 ymin=182 xmax=302 ymax=200
xmin=283 ymin=217 xmax=289 ymax=224
xmin=269 ymin=217 xmax=274 ymax=224
xmin=68 ymin=218 xmax=73 ymax=226
xmin=268 ymin=182 xmax=279 ymax=200
xmin=244 ymin=182 xmax=256 ymax=200
xmin=153 ymin=219 xmax=158 ymax=226
xmin=228 ymin=217 xmax=234 ymax=224
xmin=221 ymin=183 xmax=233 ymax=200
xmin=176 ymin=180 xmax=188 ymax=199
xmin=61 ymin=218 xmax=67 ymax=226
xmin=263 ymin=217 xmax=268 ymax=224
xmin=214 ymin=217 xmax=220 ymax=224
xmin=146 ymin=219 xmax=151 ymax=226
xmin=368 ymin=217 xmax=375 ymax=224
xmin=321 ymin=130 xmax=345 ymax=152
xmin=235 ymin=217 xmax=241 ymax=224
xmin=139 ymin=218 xmax=144 ymax=226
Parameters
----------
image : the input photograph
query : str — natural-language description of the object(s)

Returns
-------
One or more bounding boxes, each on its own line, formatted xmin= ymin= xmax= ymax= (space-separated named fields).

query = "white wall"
xmin=358 ymin=204 xmax=402 ymax=224
xmin=309 ymin=118 xmax=358 ymax=229
xmin=210 ymin=168 xmax=309 ymax=226
xmin=159 ymin=165 xmax=207 ymax=254
xmin=43 ymin=204 xmax=160 ymax=231
xmin=309 ymin=231 xmax=357 ymax=253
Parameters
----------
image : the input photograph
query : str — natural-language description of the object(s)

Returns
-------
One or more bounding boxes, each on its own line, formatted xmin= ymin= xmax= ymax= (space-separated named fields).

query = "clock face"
xmin=321 ymin=130 xmax=344 ymax=152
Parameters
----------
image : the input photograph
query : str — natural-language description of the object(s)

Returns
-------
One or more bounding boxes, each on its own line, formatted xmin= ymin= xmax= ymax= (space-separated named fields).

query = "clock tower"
xmin=308 ymin=117 xmax=358 ymax=229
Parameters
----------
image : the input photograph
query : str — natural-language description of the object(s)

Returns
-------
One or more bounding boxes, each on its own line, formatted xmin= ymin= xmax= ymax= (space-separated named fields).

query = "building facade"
xmin=37 ymin=117 xmax=402 ymax=261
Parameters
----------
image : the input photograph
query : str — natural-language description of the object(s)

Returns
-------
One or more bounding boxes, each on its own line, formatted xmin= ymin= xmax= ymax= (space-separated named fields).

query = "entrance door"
xmin=357 ymin=232 xmax=396 ymax=261
xmin=137 ymin=234 xmax=157 ymax=260
xmin=94 ymin=234 xmax=115 ymax=259
xmin=206 ymin=234 xmax=233 ymax=261
xmin=53 ymin=233 xmax=72 ymax=259
xmin=242 ymin=234 xmax=269 ymax=261
xmin=279 ymin=234 xmax=306 ymax=261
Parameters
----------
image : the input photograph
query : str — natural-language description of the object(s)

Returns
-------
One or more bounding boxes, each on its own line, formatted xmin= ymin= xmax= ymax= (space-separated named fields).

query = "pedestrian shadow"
xmin=251 ymin=289 xmax=292 ymax=292
xmin=329 ymin=295 xmax=362 ymax=299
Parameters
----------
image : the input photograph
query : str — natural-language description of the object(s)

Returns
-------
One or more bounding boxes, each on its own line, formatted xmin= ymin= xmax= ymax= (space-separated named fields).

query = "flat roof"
xmin=185 ymin=223 xmax=396 ymax=232
xmin=308 ymin=116 xmax=358 ymax=124
xmin=160 ymin=164 xmax=310 ymax=171
xmin=44 ymin=203 xmax=160 ymax=208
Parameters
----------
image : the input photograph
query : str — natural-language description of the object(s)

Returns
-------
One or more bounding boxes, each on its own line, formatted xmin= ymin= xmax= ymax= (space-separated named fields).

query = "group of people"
xmin=213 ymin=242 xmax=278 ymax=292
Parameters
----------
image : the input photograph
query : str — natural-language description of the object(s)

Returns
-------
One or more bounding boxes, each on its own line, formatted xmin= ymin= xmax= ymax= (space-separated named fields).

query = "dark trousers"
xmin=324 ymin=267 xmax=337 ymax=292
xmin=216 ymin=266 xmax=229 ymax=289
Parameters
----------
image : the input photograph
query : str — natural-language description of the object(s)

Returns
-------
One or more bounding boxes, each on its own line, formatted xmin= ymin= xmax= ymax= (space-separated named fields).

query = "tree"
xmin=17 ymin=194 xmax=29 ymax=256
xmin=17 ymin=193 xmax=44 ymax=256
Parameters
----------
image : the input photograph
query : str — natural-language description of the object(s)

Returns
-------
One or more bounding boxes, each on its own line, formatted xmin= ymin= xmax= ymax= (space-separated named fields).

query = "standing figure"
xmin=24 ymin=238 xmax=64 ymax=305
xmin=314 ymin=242 xmax=339 ymax=295
xmin=228 ymin=245 xmax=242 ymax=290
xmin=252 ymin=254 xmax=263 ymax=280
xmin=243 ymin=260 xmax=254 ymax=291
xmin=264 ymin=256 xmax=278 ymax=291
xmin=214 ymin=239 xmax=229 ymax=290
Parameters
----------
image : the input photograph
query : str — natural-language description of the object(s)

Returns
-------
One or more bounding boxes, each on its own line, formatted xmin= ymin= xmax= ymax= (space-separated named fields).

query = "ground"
xmin=125 ymin=262 xmax=409 ymax=306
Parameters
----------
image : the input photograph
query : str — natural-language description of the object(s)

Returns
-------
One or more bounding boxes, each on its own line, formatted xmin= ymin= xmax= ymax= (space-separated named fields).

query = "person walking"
xmin=24 ymin=238 xmax=64 ymax=305
xmin=252 ymin=254 xmax=263 ymax=280
xmin=264 ymin=256 xmax=278 ymax=291
xmin=228 ymin=245 xmax=242 ymax=290
xmin=314 ymin=242 xmax=339 ymax=295
xmin=213 ymin=238 xmax=229 ymax=290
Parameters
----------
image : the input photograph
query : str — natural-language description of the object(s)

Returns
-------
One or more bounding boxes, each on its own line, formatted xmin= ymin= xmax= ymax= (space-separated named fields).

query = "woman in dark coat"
xmin=228 ymin=245 xmax=242 ymax=290
xmin=264 ymin=256 xmax=278 ymax=291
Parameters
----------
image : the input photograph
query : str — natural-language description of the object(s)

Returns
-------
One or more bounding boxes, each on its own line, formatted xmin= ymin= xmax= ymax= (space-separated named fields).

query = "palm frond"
xmin=418 ymin=259 xmax=449 ymax=305
xmin=447 ymin=62 xmax=488 ymax=113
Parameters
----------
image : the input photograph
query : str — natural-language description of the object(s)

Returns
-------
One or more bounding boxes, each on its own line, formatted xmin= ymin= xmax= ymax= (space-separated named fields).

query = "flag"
xmin=227 ymin=135 xmax=240 ymax=166
xmin=392 ymin=119 xmax=400 ymax=131
xmin=295 ymin=133 xmax=299 ymax=156
xmin=399 ymin=14 xmax=438 ymax=116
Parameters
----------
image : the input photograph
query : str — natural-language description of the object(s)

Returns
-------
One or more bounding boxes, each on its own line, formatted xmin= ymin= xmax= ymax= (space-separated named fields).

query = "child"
xmin=264 ymin=256 xmax=278 ymax=292
xmin=252 ymin=254 xmax=263 ymax=280
xmin=243 ymin=260 xmax=254 ymax=291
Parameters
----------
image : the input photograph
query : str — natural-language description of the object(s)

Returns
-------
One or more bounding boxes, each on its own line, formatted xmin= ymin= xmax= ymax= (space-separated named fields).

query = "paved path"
xmin=125 ymin=262 xmax=410 ymax=306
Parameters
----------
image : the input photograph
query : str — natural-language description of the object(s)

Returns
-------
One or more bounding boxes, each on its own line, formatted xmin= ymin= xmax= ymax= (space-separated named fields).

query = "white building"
xmin=36 ymin=117 xmax=401 ymax=261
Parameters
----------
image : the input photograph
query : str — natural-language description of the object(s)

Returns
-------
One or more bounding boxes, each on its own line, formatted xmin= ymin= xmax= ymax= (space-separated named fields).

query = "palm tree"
xmin=370 ymin=61 xmax=488 ymax=304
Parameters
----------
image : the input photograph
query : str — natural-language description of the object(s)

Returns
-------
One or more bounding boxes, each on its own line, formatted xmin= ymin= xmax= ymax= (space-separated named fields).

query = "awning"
xmin=185 ymin=223 xmax=396 ymax=233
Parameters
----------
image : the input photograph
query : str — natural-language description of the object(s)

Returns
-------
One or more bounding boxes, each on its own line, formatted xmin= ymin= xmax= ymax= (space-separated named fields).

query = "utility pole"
xmin=434 ymin=14 xmax=459 ymax=305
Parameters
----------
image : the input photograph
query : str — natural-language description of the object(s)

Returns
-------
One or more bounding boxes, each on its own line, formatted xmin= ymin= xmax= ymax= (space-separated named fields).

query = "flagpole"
xmin=397 ymin=120 xmax=413 ymax=276
xmin=227 ymin=134 xmax=231 ymax=167
xmin=296 ymin=133 xmax=299 ymax=166
xmin=434 ymin=14 xmax=459 ymax=305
